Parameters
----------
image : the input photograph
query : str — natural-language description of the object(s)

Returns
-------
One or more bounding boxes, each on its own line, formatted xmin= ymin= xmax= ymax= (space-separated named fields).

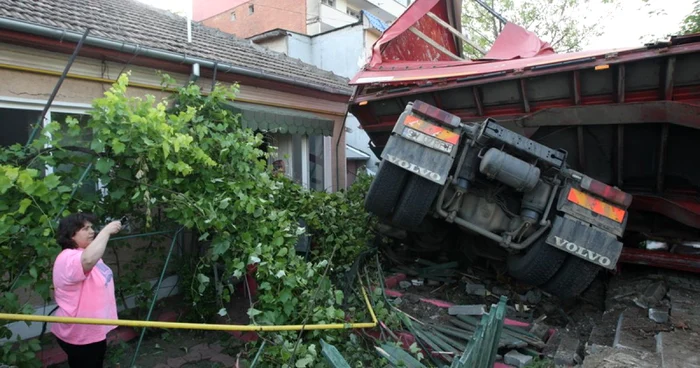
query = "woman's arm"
xmin=81 ymin=220 xmax=121 ymax=272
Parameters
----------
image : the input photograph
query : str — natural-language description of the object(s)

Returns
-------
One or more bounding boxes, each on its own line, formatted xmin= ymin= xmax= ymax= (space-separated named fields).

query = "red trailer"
xmin=350 ymin=0 xmax=700 ymax=296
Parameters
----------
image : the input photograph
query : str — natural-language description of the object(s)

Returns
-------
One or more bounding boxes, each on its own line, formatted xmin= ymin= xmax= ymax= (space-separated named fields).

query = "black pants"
xmin=56 ymin=337 xmax=107 ymax=368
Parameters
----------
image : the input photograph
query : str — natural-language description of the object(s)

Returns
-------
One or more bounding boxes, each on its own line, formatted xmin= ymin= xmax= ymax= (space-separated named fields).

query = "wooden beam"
xmin=656 ymin=124 xmax=669 ymax=193
xmin=663 ymin=56 xmax=676 ymax=100
xmin=616 ymin=64 xmax=625 ymax=103
xmin=616 ymin=125 xmax=624 ymax=187
xmin=573 ymin=71 xmax=581 ymax=105
xmin=426 ymin=12 xmax=486 ymax=56
xmin=577 ymin=126 xmax=586 ymax=172
xmin=519 ymin=79 xmax=531 ymax=113
xmin=473 ymin=86 xmax=484 ymax=116
xmin=408 ymin=26 xmax=464 ymax=61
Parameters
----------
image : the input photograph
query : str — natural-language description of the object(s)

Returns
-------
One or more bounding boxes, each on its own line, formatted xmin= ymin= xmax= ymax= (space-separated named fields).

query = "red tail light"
xmin=411 ymin=100 xmax=461 ymax=128
xmin=580 ymin=177 xmax=633 ymax=208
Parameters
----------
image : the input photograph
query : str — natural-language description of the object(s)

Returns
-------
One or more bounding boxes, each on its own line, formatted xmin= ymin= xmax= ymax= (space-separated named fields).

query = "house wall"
xmin=0 ymin=40 xmax=348 ymax=340
xmin=311 ymin=23 xmax=364 ymax=78
xmin=201 ymin=0 xmax=307 ymax=38
xmin=257 ymin=36 xmax=289 ymax=54
xmin=193 ymin=0 xmax=249 ymax=21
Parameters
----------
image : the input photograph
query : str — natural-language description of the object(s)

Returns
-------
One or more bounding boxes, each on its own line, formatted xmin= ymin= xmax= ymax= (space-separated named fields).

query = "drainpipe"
xmin=0 ymin=17 xmax=351 ymax=96
xmin=334 ymin=87 xmax=356 ymax=191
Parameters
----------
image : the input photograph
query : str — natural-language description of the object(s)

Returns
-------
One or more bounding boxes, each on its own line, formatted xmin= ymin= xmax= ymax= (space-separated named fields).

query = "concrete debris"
xmin=411 ymin=279 xmax=424 ymax=286
xmin=613 ymin=308 xmax=671 ymax=352
xmin=667 ymin=288 xmax=700 ymax=329
xmin=504 ymin=350 xmax=533 ymax=368
xmin=633 ymin=281 xmax=667 ymax=309
xmin=528 ymin=322 xmax=550 ymax=341
xmin=491 ymin=286 xmax=509 ymax=296
xmin=656 ymin=331 xmax=700 ymax=368
xmin=554 ymin=333 xmax=582 ymax=367
xmin=448 ymin=304 xmax=487 ymax=316
xmin=648 ymin=306 xmax=670 ymax=324
xmin=581 ymin=346 xmax=662 ymax=368
xmin=398 ymin=281 xmax=412 ymax=289
xmin=526 ymin=289 xmax=542 ymax=304
xmin=465 ymin=283 xmax=487 ymax=296
xmin=542 ymin=329 xmax=562 ymax=359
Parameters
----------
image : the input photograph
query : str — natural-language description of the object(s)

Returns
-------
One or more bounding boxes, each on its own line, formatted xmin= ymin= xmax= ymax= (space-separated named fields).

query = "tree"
xmin=680 ymin=0 xmax=700 ymax=34
xmin=461 ymin=0 xmax=621 ymax=58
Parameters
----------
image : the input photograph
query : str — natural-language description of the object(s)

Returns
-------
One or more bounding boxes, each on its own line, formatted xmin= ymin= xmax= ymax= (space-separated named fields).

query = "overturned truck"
xmin=350 ymin=0 xmax=700 ymax=298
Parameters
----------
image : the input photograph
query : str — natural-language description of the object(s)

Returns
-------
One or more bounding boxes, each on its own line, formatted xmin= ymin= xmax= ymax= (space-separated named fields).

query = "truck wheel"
xmin=506 ymin=236 xmax=567 ymax=286
xmin=541 ymin=256 xmax=601 ymax=300
xmin=364 ymin=161 xmax=408 ymax=218
xmin=391 ymin=175 xmax=440 ymax=228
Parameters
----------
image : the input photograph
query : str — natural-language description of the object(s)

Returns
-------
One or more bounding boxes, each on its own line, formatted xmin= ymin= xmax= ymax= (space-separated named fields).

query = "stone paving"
xmin=152 ymin=342 xmax=238 ymax=368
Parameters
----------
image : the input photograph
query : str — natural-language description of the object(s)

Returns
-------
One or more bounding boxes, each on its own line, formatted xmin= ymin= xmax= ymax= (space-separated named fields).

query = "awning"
xmin=346 ymin=144 xmax=371 ymax=161
xmin=222 ymin=101 xmax=335 ymax=136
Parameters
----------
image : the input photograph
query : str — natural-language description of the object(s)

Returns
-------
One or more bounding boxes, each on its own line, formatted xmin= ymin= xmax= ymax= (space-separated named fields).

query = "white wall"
xmin=319 ymin=3 xmax=360 ymax=29
xmin=310 ymin=23 xmax=364 ymax=78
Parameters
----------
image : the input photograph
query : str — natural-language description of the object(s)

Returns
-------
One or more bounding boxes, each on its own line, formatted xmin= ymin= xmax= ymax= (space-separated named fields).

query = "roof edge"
xmin=0 ymin=16 xmax=352 ymax=96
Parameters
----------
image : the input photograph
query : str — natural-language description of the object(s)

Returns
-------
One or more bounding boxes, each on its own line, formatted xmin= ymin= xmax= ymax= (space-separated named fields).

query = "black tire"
xmin=506 ymin=236 xmax=567 ymax=286
xmin=391 ymin=175 xmax=440 ymax=228
xmin=542 ymin=255 xmax=601 ymax=300
xmin=364 ymin=161 xmax=408 ymax=217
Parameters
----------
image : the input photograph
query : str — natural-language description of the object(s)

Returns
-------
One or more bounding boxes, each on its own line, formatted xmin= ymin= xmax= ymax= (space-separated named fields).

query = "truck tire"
xmin=541 ymin=255 xmax=601 ymax=300
xmin=506 ymin=236 xmax=567 ymax=286
xmin=364 ymin=161 xmax=408 ymax=218
xmin=391 ymin=175 xmax=440 ymax=228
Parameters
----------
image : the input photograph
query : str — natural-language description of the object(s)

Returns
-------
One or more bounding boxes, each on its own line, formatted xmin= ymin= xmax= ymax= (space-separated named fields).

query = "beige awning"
xmin=223 ymin=101 xmax=335 ymax=136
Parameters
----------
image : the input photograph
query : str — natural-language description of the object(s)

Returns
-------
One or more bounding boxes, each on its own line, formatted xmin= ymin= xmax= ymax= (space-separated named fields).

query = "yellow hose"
xmin=0 ymin=286 xmax=378 ymax=332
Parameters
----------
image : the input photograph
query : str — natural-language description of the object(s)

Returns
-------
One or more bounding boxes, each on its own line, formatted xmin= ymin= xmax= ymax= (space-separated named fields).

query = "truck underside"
xmin=349 ymin=0 xmax=700 ymax=294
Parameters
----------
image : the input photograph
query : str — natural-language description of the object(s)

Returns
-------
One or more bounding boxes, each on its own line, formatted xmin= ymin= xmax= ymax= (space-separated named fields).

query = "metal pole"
xmin=472 ymin=0 xmax=508 ymax=25
xmin=130 ymin=227 xmax=184 ymax=367
xmin=26 ymin=28 xmax=90 ymax=146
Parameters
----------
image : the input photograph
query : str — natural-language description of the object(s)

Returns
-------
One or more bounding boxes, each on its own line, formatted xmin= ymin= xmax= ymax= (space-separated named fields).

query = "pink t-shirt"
xmin=51 ymin=248 xmax=118 ymax=345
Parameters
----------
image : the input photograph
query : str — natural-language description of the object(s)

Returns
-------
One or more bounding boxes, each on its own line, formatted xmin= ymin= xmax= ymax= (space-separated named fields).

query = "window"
xmin=0 ymin=107 xmax=41 ymax=147
xmin=321 ymin=0 xmax=335 ymax=8
xmin=308 ymin=135 xmax=325 ymax=191
xmin=0 ymin=99 xmax=99 ymax=197
xmin=248 ymin=4 xmax=254 ymax=14
xmin=347 ymin=8 xmax=361 ymax=19
xmin=230 ymin=11 xmax=236 ymax=21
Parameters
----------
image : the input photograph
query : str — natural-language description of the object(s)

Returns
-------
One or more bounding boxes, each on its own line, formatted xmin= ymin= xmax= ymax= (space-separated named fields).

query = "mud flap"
xmin=545 ymin=215 xmax=623 ymax=270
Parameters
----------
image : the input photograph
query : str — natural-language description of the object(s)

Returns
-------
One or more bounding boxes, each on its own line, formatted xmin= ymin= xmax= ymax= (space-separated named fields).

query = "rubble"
xmin=581 ymin=346 xmax=662 ymax=368
xmin=648 ymin=306 xmax=670 ymax=324
xmin=465 ymin=283 xmax=487 ymax=296
xmin=503 ymin=350 xmax=532 ymax=368
xmin=448 ymin=304 xmax=487 ymax=316
xmin=554 ymin=332 xmax=582 ymax=367
xmin=633 ymin=281 xmax=667 ymax=309
xmin=656 ymin=331 xmax=700 ymax=368
xmin=399 ymin=281 xmax=412 ymax=289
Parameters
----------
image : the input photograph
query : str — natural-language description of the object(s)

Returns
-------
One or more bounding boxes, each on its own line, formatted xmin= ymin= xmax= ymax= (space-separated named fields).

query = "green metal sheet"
xmin=222 ymin=101 xmax=335 ymax=136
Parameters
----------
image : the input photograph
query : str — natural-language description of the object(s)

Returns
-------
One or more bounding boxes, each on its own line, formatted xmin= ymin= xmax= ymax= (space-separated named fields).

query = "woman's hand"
xmin=101 ymin=220 xmax=122 ymax=235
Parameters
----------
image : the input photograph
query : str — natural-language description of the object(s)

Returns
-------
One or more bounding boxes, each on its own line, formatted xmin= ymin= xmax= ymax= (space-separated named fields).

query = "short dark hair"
xmin=57 ymin=212 xmax=97 ymax=250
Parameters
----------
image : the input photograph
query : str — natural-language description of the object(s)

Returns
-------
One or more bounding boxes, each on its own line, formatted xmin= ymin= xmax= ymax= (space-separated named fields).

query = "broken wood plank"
xmin=408 ymin=26 xmax=464 ymax=61
xmin=425 ymin=11 xmax=486 ymax=55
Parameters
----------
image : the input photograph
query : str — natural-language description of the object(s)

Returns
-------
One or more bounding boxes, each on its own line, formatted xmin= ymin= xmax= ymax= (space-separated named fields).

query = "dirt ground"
xmin=48 ymin=329 xmax=244 ymax=368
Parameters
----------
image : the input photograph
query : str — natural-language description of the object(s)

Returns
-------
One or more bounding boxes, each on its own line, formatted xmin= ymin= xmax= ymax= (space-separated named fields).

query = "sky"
xmin=137 ymin=0 xmax=696 ymax=50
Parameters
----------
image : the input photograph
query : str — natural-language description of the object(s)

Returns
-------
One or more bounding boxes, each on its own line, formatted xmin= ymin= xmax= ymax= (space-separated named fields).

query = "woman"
xmin=52 ymin=213 xmax=122 ymax=368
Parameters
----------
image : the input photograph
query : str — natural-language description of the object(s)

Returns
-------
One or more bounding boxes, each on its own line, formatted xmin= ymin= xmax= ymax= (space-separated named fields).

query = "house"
xmin=0 ymin=0 xmax=353 ymax=342
xmin=247 ymin=10 xmax=389 ymax=183
xmin=193 ymin=0 xmax=410 ymax=39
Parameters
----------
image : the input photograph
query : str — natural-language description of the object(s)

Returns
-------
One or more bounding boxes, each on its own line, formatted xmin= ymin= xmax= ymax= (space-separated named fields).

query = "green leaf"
xmin=95 ymin=158 xmax=115 ymax=174
xmin=273 ymin=236 xmax=284 ymax=247
xmin=276 ymin=247 xmax=288 ymax=257
xmin=17 ymin=198 xmax=32 ymax=214
xmin=334 ymin=290 xmax=343 ymax=305
xmin=28 ymin=266 xmax=37 ymax=279
xmin=112 ymin=139 xmax=126 ymax=154
xmin=295 ymin=356 xmax=313 ymax=367
xmin=279 ymin=289 xmax=292 ymax=303
xmin=43 ymin=174 xmax=60 ymax=190
xmin=247 ymin=308 xmax=262 ymax=318
xmin=0 ymin=175 xmax=12 ymax=194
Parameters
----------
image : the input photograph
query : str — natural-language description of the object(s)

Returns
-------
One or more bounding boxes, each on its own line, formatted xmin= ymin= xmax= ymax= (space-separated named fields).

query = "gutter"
xmin=0 ymin=17 xmax=352 ymax=97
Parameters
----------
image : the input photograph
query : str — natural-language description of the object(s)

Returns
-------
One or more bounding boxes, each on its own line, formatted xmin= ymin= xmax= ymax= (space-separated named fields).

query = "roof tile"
xmin=0 ymin=0 xmax=353 ymax=95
